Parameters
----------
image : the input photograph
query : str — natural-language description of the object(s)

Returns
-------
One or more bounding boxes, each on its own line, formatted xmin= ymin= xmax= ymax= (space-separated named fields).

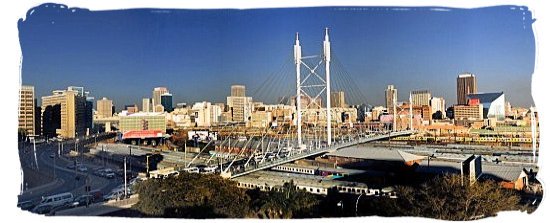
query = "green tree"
xmin=250 ymin=181 xmax=320 ymax=218
xmin=366 ymin=174 xmax=521 ymax=220
xmin=133 ymin=172 xmax=251 ymax=218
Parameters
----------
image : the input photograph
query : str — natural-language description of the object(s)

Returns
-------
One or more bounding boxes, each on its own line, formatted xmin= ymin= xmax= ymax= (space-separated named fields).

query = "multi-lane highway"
xmin=18 ymin=134 xmax=122 ymax=206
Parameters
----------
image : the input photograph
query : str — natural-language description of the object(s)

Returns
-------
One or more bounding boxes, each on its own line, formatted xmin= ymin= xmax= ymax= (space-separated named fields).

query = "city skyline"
xmin=19 ymin=4 xmax=535 ymax=109
xmin=12 ymin=2 xmax=545 ymax=220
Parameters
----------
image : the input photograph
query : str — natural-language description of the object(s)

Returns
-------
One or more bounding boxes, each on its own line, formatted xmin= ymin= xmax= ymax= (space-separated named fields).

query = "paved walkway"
xmin=55 ymin=195 xmax=139 ymax=216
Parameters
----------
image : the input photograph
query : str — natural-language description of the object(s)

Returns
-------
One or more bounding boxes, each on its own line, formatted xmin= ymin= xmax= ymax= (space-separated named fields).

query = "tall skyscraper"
xmin=231 ymin=85 xmax=246 ymax=97
xmin=152 ymin=87 xmax=169 ymax=106
xmin=457 ymin=73 xmax=477 ymax=105
xmin=161 ymin=93 xmax=173 ymax=112
xmin=142 ymin=98 xmax=151 ymax=113
xmin=97 ymin=97 xmax=113 ymax=118
xmin=385 ymin=85 xmax=397 ymax=112
xmin=42 ymin=87 xmax=90 ymax=138
xmin=18 ymin=85 xmax=35 ymax=135
xmin=411 ymin=90 xmax=431 ymax=106
xmin=227 ymin=85 xmax=253 ymax=122
xmin=330 ymin=91 xmax=346 ymax=108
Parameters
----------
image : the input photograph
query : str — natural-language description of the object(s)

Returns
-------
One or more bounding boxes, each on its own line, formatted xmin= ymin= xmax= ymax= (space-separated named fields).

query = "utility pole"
xmin=124 ymin=156 xmax=127 ymax=198
xmin=530 ymin=106 xmax=537 ymax=163
xmin=32 ymin=136 xmax=38 ymax=171
xmin=53 ymin=142 xmax=57 ymax=179
xmin=102 ymin=144 xmax=105 ymax=167
xmin=146 ymin=155 xmax=150 ymax=177
xmin=409 ymin=92 xmax=413 ymax=131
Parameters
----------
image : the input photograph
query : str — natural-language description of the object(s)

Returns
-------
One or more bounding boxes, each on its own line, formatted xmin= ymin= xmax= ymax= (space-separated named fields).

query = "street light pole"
xmin=102 ymin=144 xmax=105 ymax=167
xmin=31 ymin=136 xmax=38 ymax=171
xmin=337 ymin=200 xmax=344 ymax=216
xmin=355 ymin=193 xmax=365 ymax=216
xmin=146 ymin=155 xmax=150 ymax=177
xmin=124 ymin=156 xmax=127 ymax=199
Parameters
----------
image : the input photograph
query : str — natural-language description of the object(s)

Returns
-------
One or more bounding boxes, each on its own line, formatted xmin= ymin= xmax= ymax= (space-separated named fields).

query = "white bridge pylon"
xmin=294 ymin=28 xmax=332 ymax=147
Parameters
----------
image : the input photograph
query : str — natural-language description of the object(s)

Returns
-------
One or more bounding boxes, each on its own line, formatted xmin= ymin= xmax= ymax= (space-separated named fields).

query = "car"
xmin=128 ymin=177 xmax=145 ymax=186
xmin=104 ymin=186 xmax=132 ymax=201
xmin=93 ymin=168 xmax=105 ymax=176
xmin=76 ymin=165 xmax=88 ymax=172
xmin=94 ymin=168 xmax=115 ymax=178
xmin=66 ymin=164 xmax=75 ymax=169
xmin=32 ymin=192 xmax=74 ymax=214
xmin=68 ymin=195 xmax=94 ymax=208
xmin=183 ymin=167 xmax=199 ymax=173
xmin=17 ymin=200 xmax=37 ymax=211
xmin=49 ymin=153 xmax=55 ymax=158
xmin=32 ymin=204 xmax=53 ymax=214
xmin=88 ymin=190 xmax=104 ymax=202
xmin=103 ymin=191 xmax=123 ymax=201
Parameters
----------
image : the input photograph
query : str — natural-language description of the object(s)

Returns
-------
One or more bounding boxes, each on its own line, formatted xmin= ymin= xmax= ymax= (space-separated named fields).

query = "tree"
xmin=368 ymin=174 xmax=521 ymax=220
xmin=133 ymin=172 xmax=251 ymax=218
xmin=432 ymin=111 xmax=443 ymax=120
xmin=249 ymin=181 xmax=320 ymax=218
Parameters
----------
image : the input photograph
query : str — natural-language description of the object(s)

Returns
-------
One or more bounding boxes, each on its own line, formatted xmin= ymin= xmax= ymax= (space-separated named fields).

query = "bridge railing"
xmin=227 ymin=130 xmax=416 ymax=178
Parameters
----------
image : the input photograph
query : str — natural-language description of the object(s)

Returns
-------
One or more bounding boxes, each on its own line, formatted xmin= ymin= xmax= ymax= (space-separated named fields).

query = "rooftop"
xmin=326 ymin=146 xmax=426 ymax=162
xmin=415 ymin=159 xmax=528 ymax=182
xmin=467 ymin=92 xmax=504 ymax=103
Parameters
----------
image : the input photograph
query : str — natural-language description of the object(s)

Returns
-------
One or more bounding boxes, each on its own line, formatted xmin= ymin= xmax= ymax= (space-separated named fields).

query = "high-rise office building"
xmin=411 ymin=90 xmax=431 ymax=106
xmin=35 ymin=103 xmax=42 ymax=136
xmin=18 ymin=85 xmax=35 ymax=135
xmin=142 ymin=98 xmax=151 ymax=113
xmin=457 ymin=73 xmax=477 ymax=105
xmin=97 ymin=97 xmax=113 ymax=118
xmin=152 ymin=87 xmax=169 ymax=106
xmin=330 ymin=91 xmax=346 ymax=108
xmin=467 ymin=92 xmax=506 ymax=120
xmin=430 ymin=97 xmax=446 ymax=118
xmin=41 ymin=87 xmax=90 ymax=138
xmin=227 ymin=85 xmax=253 ymax=122
xmin=231 ymin=85 xmax=246 ymax=97
xmin=191 ymin=101 xmax=222 ymax=127
xmin=385 ymin=85 xmax=397 ymax=113
xmin=161 ymin=93 xmax=173 ymax=112
xmin=85 ymin=96 xmax=94 ymax=131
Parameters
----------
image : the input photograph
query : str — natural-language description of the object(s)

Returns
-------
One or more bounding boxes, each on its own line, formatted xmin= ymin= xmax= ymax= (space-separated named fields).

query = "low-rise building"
xmin=119 ymin=112 xmax=166 ymax=133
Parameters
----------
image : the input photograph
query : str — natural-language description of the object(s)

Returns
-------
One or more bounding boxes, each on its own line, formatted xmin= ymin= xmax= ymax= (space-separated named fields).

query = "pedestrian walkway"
xmin=56 ymin=194 xmax=139 ymax=216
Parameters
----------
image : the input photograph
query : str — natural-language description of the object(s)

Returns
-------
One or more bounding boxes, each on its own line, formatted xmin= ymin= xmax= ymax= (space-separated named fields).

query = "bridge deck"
xmin=229 ymin=130 xmax=414 ymax=178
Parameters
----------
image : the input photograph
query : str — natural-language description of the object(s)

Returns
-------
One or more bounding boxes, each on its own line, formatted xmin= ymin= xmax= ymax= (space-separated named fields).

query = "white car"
xmin=183 ymin=167 xmax=199 ymax=173
xmin=32 ymin=192 xmax=74 ymax=213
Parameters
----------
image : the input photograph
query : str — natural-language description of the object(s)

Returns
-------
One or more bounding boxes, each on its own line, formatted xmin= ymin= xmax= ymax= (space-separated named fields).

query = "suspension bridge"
xmin=185 ymin=28 xmax=415 ymax=178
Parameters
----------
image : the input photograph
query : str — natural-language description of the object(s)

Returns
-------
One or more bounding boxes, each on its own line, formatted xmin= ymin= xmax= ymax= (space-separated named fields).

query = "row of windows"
xmin=237 ymin=182 xmax=393 ymax=197
xmin=395 ymin=136 xmax=533 ymax=143
xmin=237 ymin=182 xmax=327 ymax=195
xmin=272 ymin=166 xmax=316 ymax=175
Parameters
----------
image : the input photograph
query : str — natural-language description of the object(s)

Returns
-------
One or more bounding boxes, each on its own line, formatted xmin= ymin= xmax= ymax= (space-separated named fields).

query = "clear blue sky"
xmin=18 ymin=4 xmax=535 ymax=110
